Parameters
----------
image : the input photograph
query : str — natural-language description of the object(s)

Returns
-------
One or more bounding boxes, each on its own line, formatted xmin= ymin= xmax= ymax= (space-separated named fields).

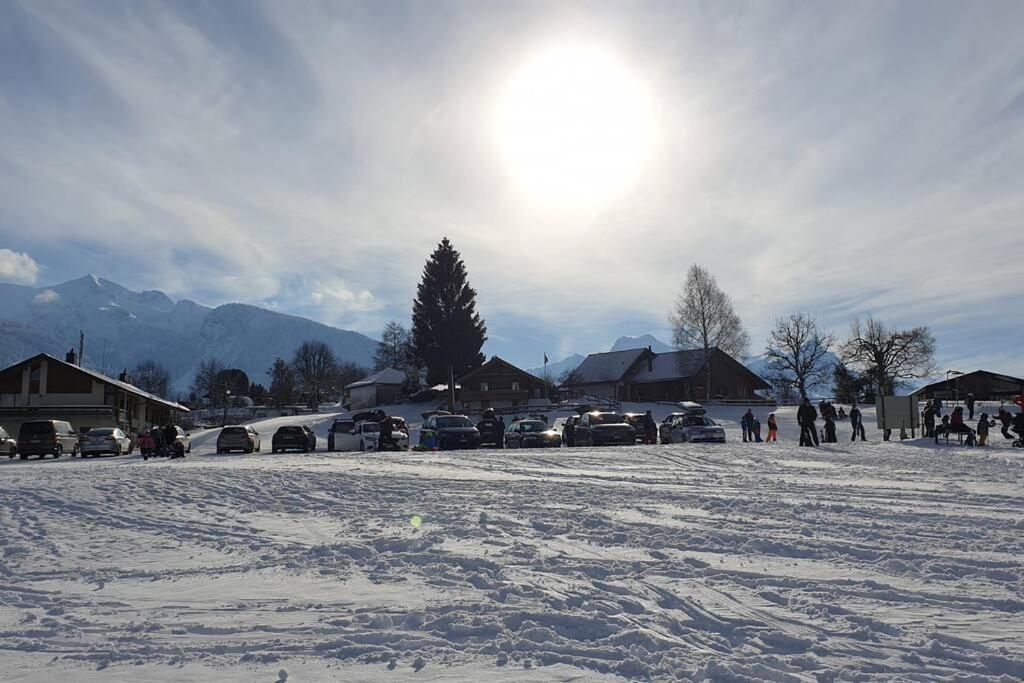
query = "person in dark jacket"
xmin=741 ymin=409 xmax=754 ymax=443
xmin=379 ymin=414 xmax=395 ymax=450
xmin=936 ymin=406 xmax=973 ymax=444
xmin=642 ymin=410 xmax=657 ymax=445
xmin=797 ymin=399 xmax=818 ymax=447
xmin=824 ymin=413 xmax=837 ymax=443
xmin=162 ymin=423 xmax=178 ymax=457
xmin=922 ymin=400 xmax=937 ymax=438
xmin=495 ymin=416 xmax=505 ymax=448
xmin=965 ymin=393 xmax=976 ymax=420
xmin=976 ymin=413 xmax=995 ymax=446
xmin=766 ymin=414 xmax=778 ymax=442
xmin=850 ymin=404 xmax=866 ymax=441
xmin=996 ymin=407 xmax=1014 ymax=440
xmin=752 ymin=417 xmax=762 ymax=443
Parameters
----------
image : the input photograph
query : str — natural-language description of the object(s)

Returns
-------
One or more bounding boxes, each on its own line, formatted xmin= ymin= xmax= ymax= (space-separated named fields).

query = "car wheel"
xmin=20 ymin=453 xmax=27 ymax=460
xmin=115 ymin=444 xmax=122 ymax=456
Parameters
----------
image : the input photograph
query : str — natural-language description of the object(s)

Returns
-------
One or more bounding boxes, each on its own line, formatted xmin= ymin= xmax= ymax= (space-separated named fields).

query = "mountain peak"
xmin=609 ymin=334 xmax=673 ymax=353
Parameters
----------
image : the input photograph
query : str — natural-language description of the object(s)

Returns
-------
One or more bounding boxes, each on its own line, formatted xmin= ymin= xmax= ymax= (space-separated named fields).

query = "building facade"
xmin=572 ymin=347 xmax=770 ymax=403
xmin=0 ymin=352 xmax=189 ymax=436
xmin=344 ymin=368 xmax=406 ymax=409
xmin=911 ymin=371 xmax=1024 ymax=401
xmin=456 ymin=357 xmax=550 ymax=415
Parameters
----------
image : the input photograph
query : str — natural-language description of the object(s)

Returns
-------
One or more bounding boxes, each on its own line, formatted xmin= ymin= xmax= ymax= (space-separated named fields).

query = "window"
xmin=29 ymin=363 xmax=41 ymax=394
xmin=480 ymin=382 xmax=489 ymax=392
xmin=511 ymin=382 xmax=520 ymax=391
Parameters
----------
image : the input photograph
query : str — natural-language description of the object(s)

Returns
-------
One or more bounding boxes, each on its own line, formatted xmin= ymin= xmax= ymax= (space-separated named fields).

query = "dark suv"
xmin=272 ymin=425 xmax=317 ymax=453
xmin=573 ymin=412 xmax=635 ymax=447
xmin=17 ymin=420 xmax=81 ymax=459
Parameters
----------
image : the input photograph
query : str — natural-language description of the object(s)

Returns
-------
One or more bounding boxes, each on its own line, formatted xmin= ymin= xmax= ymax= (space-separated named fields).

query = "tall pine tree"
xmin=411 ymin=238 xmax=487 ymax=385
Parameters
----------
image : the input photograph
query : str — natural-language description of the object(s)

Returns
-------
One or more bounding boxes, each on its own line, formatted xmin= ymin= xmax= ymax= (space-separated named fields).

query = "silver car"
xmin=668 ymin=415 xmax=727 ymax=443
xmin=82 ymin=427 xmax=133 ymax=457
xmin=216 ymin=425 xmax=262 ymax=453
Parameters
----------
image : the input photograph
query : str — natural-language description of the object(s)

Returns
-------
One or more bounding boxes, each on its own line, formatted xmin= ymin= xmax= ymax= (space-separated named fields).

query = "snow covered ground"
xmin=2 ymin=404 xmax=1023 ymax=681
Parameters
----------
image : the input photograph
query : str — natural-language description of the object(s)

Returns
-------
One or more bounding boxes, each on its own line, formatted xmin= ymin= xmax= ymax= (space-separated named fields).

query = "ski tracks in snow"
xmin=0 ymin=439 xmax=1023 ymax=680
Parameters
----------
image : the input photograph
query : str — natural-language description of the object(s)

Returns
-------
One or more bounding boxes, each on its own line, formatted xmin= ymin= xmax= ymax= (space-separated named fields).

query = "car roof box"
xmin=676 ymin=401 xmax=706 ymax=415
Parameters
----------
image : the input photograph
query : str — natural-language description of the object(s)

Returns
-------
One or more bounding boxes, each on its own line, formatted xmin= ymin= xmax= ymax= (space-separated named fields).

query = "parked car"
xmin=572 ymin=412 xmax=635 ymax=447
xmin=658 ymin=413 xmax=689 ymax=444
xmin=476 ymin=409 xmax=502 ymax=447
xmin=339 ymin=420 xmax=410 ymax=452
xmin=81 ymin=427 xmax=132 ymax=457
xmin=0 ymin=426 xmax=16 ymax=458
xmin=17 ymin=420 xmax=80 ymax=459
xmin=327 ymin=418 xmax=355 ymax=451
xmin=504 ymin=419 xmax=561 ymax=448
xmin=216 ymin=425 xmax=262 ymax=453
xmin=272 ymin=425 xmax=317 ymax=453
xmin=419 ymin=414 xmax=480 ymax=450
xmin=667 ymin=414 xmax=727 ymax=443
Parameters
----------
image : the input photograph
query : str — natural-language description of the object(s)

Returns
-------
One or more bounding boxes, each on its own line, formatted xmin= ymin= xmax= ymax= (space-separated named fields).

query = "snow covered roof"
xmin=345 ymin=367 xmax=406 ymax=389
xmin=5 ymin=353 xmax=189 ymax=412
xmin=574 ymin=348 xmax=649 ymax=384
xmin=626 ymin=349 xmax=711 ymax=384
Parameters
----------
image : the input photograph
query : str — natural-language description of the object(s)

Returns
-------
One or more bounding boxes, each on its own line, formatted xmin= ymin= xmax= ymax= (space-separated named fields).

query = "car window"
xmin=20 ymin=422 xmax=54 ymax=435
xmin=520 ymin=421 xmax=546 ymax=432
xmin=88 ymin=428 xmax=114 ymax=436
xmin=436 ymin=416 xmax=473 ymax=428
xmin=222 ymin=427 xmax=246 ymax=435
xmin=361 ymin=422 xmax=380 ymax=433
xmin=591 ymin=413 xmax=624 ymax=425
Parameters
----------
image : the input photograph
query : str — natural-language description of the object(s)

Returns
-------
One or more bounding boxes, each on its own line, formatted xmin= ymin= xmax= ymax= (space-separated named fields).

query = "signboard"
xmin=876 ymin=395 xmax=920 ymax=431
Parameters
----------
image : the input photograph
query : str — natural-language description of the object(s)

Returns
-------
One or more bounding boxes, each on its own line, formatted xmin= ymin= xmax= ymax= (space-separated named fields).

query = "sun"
xmin=493 ymin=43 xmax=657 ymax=209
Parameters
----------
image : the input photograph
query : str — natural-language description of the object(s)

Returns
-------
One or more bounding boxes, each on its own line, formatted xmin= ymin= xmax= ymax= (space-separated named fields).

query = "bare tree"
xmin=764 ymin=313 xmax=836 ymax=399
xmin=839 ymin=316 xmax=938 ymax=397
xmin=189 ymin=358 xmax=225 ymax=407
xmin=133 ymin=359 xmax=170 ymax=399
xmin=669 ymin=264 xmax=750 ymax=400
xmin=558 ymin=367 xmax=584 ymax=398
xmin=374 ymin=321 xmax=410 ymax=371
xmin=291 ymin=341 xmax=337 ymax=410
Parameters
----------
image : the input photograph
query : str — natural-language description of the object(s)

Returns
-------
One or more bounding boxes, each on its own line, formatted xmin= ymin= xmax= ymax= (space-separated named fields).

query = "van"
xmin=17 ymin=420 xmax=81 ymax=459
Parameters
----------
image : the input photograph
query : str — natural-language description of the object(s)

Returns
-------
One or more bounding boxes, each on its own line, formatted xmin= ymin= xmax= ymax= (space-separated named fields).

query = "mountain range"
xmin=0 ymin=275 xmax=377 ymax=392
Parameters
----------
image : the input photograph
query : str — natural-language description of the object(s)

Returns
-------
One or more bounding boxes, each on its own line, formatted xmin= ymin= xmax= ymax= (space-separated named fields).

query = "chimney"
xmin=647 ymin=346 xmax=653 ymax=372
xmin=118 ymin=369 xmax=133 ymax=385
xmin=65 ymin=348 xmax=77 ymax=365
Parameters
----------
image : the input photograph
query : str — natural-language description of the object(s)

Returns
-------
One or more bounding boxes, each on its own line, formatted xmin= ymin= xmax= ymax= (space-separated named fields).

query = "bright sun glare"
xmin=494 ymin=44 xmax=657 ymax=209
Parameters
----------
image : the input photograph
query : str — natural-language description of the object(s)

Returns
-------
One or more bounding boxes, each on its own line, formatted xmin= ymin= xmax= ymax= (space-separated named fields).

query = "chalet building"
xmin=0 ymin=352 xmax=189 ymax=436
xmin=573 ymin=346 xmax=770 ymax=402
xmin=456 ymin=357 xmax=551 ymax=414
xmin=344 ymin=367 xmax=405 ymax=409
xmin=911 ymin=370 xmax=1024 ymax=401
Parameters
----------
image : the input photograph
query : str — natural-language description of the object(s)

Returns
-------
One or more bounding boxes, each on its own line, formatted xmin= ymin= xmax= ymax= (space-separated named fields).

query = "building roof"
xmin=2 ymin=353 xmax=189 ymax=412
xmin=625 ymin=349 xmax=711 ymax=383
xmin=457 ymin=356 xmax=546 ymax=386
xmin=345 ymin=367 xmax=406 ymax=390
xmin=574 ymin=348 xmax=650 ymax=384
xmin=911 ymin=370 xmax=1024 ymax=396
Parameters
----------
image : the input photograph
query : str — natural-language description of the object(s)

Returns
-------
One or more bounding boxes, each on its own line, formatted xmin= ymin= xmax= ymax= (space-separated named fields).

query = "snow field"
xmin=1 ymin=404 xmax=1023 ymax=681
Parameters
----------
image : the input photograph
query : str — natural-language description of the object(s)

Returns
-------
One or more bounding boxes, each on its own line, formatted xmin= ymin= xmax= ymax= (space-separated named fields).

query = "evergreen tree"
xmin=411 ymin=238 xmax=487 ymax=385
xmin=266 ymin=357 xmax=298 ymax=408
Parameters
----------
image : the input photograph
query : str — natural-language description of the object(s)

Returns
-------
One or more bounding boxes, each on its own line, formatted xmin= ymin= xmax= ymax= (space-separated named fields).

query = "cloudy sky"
xmin=1 ymin=0 xmax=1022 ymax=377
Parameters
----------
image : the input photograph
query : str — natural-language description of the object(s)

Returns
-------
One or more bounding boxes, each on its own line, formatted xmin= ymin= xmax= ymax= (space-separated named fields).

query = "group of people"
xmin=137 ymin=423 xmax=184 ymax=459
xmin=476 ymin=409 xmax=507 ymax=447
xmin=923 ymin=396 xmax=1024 ymax=446
xmin=794 ymin=398 xmax=866 ymax=446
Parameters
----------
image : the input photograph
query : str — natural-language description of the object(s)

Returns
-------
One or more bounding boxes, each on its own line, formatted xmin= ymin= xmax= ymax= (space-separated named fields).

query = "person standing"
xmin=824 ymin=414 xmax=837 ymax=443
xmin=922 ymin=400 xmax=937 ymax=438
xmin=976 ymin=413 xmax=995 ymax=446
xmin=850 ymin=403 xmax=866 ymax=441
xmin=965 ymin=393 xmax=976 ymax=421
xmin=766 ymin=414 xmax=778 ymax=442
xmin=996 ymin=406 xmax=1014 ymax=440
xmin=642 ymin=410 xmax=657 ymax=445
xmin=797 ymin=398 xmax=818 ymax=447
xmin=753 ymin=417 xmax=762 ymax=442
xmin=495 ymin=416 xmax=505 ymax=449
xmin=741 ymin=409 xmax=754 ymax=443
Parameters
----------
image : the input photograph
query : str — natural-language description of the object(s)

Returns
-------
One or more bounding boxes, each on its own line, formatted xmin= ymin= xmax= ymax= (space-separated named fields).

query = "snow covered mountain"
xmin=609 ymin=334 xmax=673 ymax=353
xmin=0 ymin=275 xmax=377 ymax=391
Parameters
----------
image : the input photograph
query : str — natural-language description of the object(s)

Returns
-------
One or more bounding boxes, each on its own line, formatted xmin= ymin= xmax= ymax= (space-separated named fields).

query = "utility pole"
xmin=448 ymin=363 xmax=456 ymax=414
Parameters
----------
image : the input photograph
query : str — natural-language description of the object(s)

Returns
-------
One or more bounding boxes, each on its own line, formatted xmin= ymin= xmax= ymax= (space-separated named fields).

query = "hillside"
xmin=0 ymin=275 xmax=377 ymax=390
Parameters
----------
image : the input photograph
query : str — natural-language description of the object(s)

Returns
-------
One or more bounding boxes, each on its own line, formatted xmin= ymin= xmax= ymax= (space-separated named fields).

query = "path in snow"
xmin=1 ymin=408 xmax=1023 ymax=681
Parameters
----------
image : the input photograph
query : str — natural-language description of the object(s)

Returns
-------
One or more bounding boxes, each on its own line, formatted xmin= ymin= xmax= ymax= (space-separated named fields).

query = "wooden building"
xmin=0 ymin=352 xmax=189 ymax=436
xmin=911 ymin=370 xmax=1024 ymax=401
xmin=573 ymin=346 xmax=770 ymax=402
xmin=456 ymin=357 xmax=550 ymax=415
xmin=344 ymin=367 xmax=406 ymax=409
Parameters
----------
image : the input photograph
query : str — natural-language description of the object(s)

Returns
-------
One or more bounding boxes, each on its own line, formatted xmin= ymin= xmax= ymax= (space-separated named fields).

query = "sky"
xmin=1 ymin=0 xmax=1023 ymax=378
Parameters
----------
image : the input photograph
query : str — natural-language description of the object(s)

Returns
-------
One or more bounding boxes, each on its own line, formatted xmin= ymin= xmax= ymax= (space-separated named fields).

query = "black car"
xmin=504 ymin=419 xmax=561 ymax=448
xmin=476 ymin=409 xmax=502 ymax=447
xmin=419 ymin=414 xmax=480 ymax=450
xmin=272 ymin=425 xmax=316 ymax=453
xmin=573 ymin=412 xmax=636 ymax=447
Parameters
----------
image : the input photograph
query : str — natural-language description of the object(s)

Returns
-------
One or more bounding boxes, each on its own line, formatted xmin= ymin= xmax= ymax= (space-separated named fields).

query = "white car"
xmin=668 ymin=414 xmax=727 ymax=444
xmin=81 ymin=427 xmax=133 ymax=457
xmin=330 ymin=420 xmax=408 ymax=452
xmin=0 ymin=426 xmax=16 ymax=458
